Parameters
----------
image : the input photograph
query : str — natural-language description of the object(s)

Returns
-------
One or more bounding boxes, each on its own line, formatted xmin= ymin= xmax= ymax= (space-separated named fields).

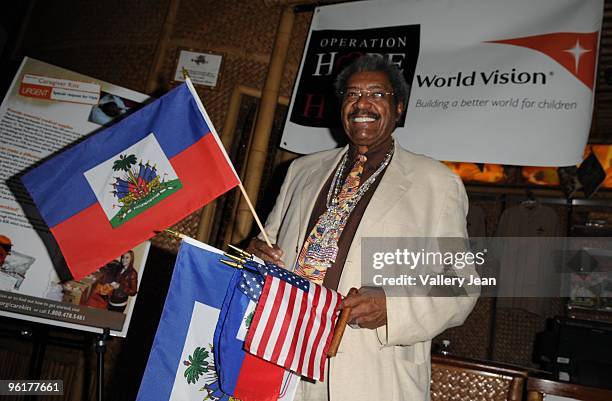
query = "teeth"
xmin=353 ymin=117 xmax=376 ymax=123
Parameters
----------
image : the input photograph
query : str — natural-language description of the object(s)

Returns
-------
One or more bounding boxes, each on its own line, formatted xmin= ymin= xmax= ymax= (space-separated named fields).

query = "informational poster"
xmin=0 ymin=57 xmax=150 ymax=336
xmin=281 ymin=0 xmax=604 ymax=167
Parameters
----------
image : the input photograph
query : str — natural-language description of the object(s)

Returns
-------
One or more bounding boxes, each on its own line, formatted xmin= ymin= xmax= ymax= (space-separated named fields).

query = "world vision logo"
xmin=488 ymin=32 xmax=599 ymax=90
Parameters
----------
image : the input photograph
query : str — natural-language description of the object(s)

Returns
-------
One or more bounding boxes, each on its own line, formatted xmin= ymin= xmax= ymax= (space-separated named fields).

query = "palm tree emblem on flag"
xmin=84 ymin=133 xmax=183 ymax=228
xmin=182 ymin=344 xmax=236 ymax=401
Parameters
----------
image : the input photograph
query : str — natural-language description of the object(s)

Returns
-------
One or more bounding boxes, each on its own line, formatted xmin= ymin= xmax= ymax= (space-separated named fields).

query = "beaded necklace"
xmin=327 ymin=143 xmax=395 ymax=210
xmin=294 ymin=142 xmax=394 ymax=283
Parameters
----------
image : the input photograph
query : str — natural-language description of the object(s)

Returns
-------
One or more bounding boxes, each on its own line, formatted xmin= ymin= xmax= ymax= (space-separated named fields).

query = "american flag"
xmin=244 ymin=265 xmax=342 ymax=381
xmin=239 ymin=269 xmax=264 ymax=302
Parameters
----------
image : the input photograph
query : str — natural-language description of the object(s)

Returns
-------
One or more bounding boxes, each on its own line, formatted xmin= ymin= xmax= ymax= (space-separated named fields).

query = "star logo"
xmin=563 ymin=39 xmax=592 ymax=73
xmin=487 ymin=32 xmax=599 ymax=90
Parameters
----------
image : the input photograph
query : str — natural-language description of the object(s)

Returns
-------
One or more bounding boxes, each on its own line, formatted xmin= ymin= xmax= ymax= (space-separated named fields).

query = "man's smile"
xmin=349 ymin=112 xmax=379 ymax=123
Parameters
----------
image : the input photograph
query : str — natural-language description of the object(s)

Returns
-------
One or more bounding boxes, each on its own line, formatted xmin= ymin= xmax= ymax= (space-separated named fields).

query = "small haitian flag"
xmin=22 ymin=80 xmax=239 ymax=279
xmin=137 ymin=238 xmax=298 ymax=401
xmin=214 ymin=266 xmax=299 ymax=401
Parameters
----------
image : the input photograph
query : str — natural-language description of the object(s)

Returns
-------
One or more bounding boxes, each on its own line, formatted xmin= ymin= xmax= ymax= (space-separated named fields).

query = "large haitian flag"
xmin=22 ymin=81 xmax=239 ymax=279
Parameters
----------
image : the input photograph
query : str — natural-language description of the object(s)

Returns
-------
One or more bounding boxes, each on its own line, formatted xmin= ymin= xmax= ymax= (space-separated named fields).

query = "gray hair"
xmin=334 ymin=54 xmax=410 ymax=108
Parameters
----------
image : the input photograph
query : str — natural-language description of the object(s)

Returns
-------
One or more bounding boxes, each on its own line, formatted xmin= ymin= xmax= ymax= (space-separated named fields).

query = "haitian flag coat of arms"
xmin=22 ymin=81 xmax=239 ymax=279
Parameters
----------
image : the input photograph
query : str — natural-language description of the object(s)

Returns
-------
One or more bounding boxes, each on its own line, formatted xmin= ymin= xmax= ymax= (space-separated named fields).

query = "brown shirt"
xmin=304 ymin=136 xmax=393 ymax=291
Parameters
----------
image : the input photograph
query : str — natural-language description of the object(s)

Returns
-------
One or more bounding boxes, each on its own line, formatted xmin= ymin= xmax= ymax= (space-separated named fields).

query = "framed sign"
xmin=173 ymin=49 xmax=223 ymax=89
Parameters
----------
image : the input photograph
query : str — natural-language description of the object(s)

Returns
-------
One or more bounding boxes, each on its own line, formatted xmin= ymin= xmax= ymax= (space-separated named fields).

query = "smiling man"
xmin=247 ymin=55 xmax=476 ymax=401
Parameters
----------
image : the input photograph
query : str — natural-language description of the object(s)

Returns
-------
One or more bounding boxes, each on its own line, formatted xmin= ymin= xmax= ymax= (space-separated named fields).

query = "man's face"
xmin=341 ymin=71 xmax=404 ymax=151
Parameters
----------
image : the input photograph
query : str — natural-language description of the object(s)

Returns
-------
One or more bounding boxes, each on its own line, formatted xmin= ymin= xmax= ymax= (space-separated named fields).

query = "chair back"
xmin=431 ymin=354 xmax=528 ymax=401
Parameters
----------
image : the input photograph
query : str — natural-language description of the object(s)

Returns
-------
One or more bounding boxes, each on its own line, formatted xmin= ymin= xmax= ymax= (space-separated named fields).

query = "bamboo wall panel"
xmin=19 ymin=1 xmax=169 ymax=92
xmin=148 ymin=2 xmax=311 ymax=251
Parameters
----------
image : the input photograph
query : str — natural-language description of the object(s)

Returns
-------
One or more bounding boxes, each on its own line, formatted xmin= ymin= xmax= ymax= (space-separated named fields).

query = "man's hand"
xmin=342 ymin=286 xmax=387 ymax=329
xmin=245 ymin=238 xmax=285 ymax=268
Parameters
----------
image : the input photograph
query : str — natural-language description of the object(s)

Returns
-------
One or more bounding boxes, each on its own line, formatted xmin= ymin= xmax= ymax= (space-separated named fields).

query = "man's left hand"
xmin=341 ymin=286 xmax=387 ymax=329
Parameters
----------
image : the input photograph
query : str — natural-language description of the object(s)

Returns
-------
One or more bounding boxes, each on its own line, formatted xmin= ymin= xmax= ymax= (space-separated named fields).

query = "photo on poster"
xmin=0 ymin=234 xmax=35 ymax=291
xmin=88 ymin=91 xmax=141 ymax=126
xmin=0 ymin=241 xmax=150 ymax=337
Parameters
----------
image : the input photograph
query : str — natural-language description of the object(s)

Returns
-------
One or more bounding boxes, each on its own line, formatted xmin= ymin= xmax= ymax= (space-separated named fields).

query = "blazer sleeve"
xmin=376 ymin=175 xmax=478 ymax=346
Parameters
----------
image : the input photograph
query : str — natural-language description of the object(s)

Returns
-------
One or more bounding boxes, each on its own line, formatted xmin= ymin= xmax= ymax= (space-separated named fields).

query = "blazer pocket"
xmin=394 ymin=344 xmax=426 ymax=365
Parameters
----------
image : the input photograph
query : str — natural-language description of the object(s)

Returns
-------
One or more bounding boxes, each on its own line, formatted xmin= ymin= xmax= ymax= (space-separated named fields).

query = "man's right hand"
xmin=245 ymin=238 xmax=285 ymax=268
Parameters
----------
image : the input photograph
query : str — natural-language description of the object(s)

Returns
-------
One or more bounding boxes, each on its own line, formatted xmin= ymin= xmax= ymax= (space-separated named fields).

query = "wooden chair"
xmin=431 ymin=354 xmax=528 ymax=401
xmin=526 ymin=377 xmax=612 ymax=401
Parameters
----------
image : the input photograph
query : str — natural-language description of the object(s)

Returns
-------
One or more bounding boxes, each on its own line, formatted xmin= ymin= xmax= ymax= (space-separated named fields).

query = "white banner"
xmin=281 ymin=0 xmax=604 ymax=166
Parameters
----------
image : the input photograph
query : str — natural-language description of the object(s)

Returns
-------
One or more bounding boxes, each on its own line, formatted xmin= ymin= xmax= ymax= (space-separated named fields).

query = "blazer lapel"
xmin=357 ymin=142 xmax=413 ymax=231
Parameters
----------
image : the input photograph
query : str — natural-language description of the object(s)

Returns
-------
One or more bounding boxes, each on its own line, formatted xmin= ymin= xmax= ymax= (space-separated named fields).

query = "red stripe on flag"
xmin=260 ymin=278 xmax=286 ymax=357
xmin=296 ymin=284 xmax=319 ymax=374
xmin=277 ymin=288 xmax=304 ymax=366
xmin=50 ymin=134 xmax=238 ymax=279
xmin=320 ymin=291 xmax=342 ymax=379
xmin=271 ymin=284 xmax=297 ymax=362
xmin=233 ymin=353 xmax=284 ymax=401
xmin=283 ymin=287 xmax=309 ymax=370
xmin=308 ymin=288 xmax=333 ymax=379
xmin=318 ymin=289 xmax=341 ymax=380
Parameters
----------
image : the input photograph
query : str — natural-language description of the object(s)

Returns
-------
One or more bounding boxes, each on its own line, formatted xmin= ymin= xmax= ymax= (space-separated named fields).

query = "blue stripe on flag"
xmin=22 ymin=84 xmax=212 ymax=228
xmin=213 ymin=270 xmax=249 ymax=394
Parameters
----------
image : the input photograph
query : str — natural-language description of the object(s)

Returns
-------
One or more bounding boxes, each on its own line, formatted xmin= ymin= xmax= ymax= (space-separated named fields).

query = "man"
xmin=247 ymin=55 xmax=476 ymax=401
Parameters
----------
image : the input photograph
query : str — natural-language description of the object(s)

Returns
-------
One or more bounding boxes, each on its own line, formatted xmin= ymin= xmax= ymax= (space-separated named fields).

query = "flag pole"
xmin=181 ymin=69 xmax=273 ymax=248
xmin=236 ymin=183 xmax=272 ymax=247
xmin=163 ymin=229 xmax=246 ymax=270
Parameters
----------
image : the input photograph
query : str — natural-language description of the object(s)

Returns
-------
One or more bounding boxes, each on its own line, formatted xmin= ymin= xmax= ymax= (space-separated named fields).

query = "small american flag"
xmin=244 ymin=265 xmax=342 ymax=381
xmin=239 ymin=269 xmax=264 ymax=302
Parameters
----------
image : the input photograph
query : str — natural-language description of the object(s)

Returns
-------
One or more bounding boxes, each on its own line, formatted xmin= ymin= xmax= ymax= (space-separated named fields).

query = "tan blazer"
xmin=261 ymin=141 xmax=477 ymax=401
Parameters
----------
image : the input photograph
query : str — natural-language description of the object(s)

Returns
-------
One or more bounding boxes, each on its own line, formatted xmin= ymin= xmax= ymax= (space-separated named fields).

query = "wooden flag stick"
xmin=237 ymin=182 xmax=272 ymax=248
xmin=181 ymin=68 xmax=190 ymax=80
xmin=181 ymin=73 xmax=273 ymax=249
xmin=223 ymin=253 xmax=247 ymax=264
xmin=220 ymin=259 xmax=243 ymax=269
xmin=227 ymin=244 xmax=252 ymax=259
xmin=161 ymin=230 xmax=244 ymax=271
xmin=327 ymin=287 xmax=358 ymax=357
xmin=163 ymin=229 xmax=188 ymax=239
